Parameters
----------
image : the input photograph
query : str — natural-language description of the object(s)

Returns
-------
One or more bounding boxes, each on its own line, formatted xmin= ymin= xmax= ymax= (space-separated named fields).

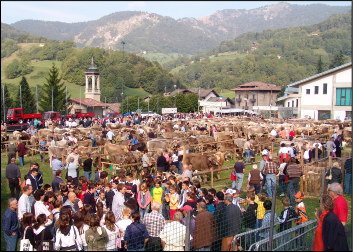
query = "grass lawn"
xmin=1 ymin=146 xmax=351 ymax=250
xmin=123 ymin=87 xmax=150 ymax=98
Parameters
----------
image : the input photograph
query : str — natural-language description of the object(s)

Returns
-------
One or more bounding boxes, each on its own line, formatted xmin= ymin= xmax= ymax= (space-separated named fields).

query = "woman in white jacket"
xmin=112 ymin=184 xmax=126 ymax=221
xmin=55 ymin=211 xmax=83 ymax=251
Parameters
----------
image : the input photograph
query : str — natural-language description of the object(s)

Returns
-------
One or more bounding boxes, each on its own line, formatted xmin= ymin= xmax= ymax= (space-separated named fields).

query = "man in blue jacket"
xmin=3 ymin=198 xmax=19 ymax=251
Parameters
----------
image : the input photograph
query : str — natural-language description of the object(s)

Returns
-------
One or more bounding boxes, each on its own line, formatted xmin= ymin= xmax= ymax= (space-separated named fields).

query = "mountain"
xmin=8 ymin=3 xmax=351 ymax=54
xmin=171 ymin=13 xmax=351 ymax=90
xmin=1 ymin=22 xmax=47 ymax=42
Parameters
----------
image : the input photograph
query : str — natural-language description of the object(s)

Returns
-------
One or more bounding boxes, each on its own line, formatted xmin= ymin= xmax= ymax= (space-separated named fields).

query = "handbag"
xmin=37 ymin=228 xmax=52 ymax=251
xmin=20 ymin=227 xmax=34 ymax=251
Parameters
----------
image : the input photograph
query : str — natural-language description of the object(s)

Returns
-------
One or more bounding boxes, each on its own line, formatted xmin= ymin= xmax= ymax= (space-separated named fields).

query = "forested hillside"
xmin=170 ymin=13 xmax=351 ymax=90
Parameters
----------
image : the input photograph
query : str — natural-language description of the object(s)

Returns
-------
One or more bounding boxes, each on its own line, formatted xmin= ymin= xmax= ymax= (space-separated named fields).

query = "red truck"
xmin=6 ymin=108 xmax=42 ymax=131
xmin=62 ymin=112 xmax=95 ymax=120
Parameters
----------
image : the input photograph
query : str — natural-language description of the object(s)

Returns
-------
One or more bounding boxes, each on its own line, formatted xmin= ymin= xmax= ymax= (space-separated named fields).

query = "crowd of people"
xmin=2 ymin=115 xmax=352 ymax=251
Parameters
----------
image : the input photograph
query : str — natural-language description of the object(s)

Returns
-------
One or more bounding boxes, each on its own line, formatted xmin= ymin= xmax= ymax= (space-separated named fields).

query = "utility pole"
xmin=198 ymin=88 xmax=200 ymax=114
xmin=65 ymin=86 xmax=68 ymax=115
xmin=2 ymin=85 xmax=5 ymax=122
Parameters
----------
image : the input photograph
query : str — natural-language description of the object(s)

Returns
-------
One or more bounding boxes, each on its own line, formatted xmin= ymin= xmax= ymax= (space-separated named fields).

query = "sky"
xmin=1 ymin=1 xmax=351 ymax=24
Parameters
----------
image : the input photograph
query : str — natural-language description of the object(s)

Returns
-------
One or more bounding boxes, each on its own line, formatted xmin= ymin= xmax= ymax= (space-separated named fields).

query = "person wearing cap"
xmin=294 ymin=192 xmax=308 ymax=224
xmin=326 ymin=162 xmax=342 ymax=185
xmin=248 ymin=164 xmax=263 ymax=195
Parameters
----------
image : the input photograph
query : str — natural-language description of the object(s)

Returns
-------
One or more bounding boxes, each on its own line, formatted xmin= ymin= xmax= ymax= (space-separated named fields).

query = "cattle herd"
xmin=1 ymin=116 xmax=352 ymax=178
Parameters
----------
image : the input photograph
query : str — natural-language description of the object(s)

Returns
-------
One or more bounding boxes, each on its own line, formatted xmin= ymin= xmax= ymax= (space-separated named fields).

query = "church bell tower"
xmin=85 ymin=57 xmax=101 ymax=101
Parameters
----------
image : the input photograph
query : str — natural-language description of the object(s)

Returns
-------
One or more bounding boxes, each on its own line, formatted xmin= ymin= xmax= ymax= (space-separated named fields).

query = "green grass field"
xmin=141 ymin=53 xmax=185 ymax=65
xmin=209 ymin=52 xmax=247 ymax=62
xmin=1 ymin=146 xmax=351 ymax=250
xmin=123 ymin=87 xmax=150 ymax=98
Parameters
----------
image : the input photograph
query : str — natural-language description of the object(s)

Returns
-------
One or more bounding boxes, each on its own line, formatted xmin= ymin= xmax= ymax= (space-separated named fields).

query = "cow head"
xmin=207 ymin=155 xmax=219 ymax=167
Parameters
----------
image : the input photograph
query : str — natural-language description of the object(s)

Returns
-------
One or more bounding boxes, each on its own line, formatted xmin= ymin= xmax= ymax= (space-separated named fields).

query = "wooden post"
xmin=31 ymin=149 xmax=34 ymax=161
xmin=211 ymin=167 xmax=214 ymax=188
xmin=271 ymin=142 xmax=274 ymax=155
xmin=315 ymin=145 xmax=318 ymax=163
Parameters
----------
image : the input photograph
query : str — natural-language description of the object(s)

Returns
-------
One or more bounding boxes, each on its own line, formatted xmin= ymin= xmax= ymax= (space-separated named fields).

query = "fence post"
xmin=315 ymin=145 xmax=318 ymax=163
xmin=268 ymin=179 xmax=277 ymax=251
xmin=185 ymin=211 xmax=191 ymax=251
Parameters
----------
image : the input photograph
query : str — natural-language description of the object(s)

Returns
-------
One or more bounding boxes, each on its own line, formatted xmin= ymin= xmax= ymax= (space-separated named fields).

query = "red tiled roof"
xmin=69 ymin=98 xmax=108 ymax=107
xmin=231 ymin=81 xmax=281 ymax=91
xmin=106 ymin=103 xmax=120 ymax=112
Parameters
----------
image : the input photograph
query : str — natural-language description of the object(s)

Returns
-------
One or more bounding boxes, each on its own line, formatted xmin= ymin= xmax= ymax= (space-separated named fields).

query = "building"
xmin=276 ymin=87 xmax=299 ymax=118
xmin=231 ymin=81 xmax=281 ymax=110
xmin=287 ymin=62 xmax=352 ymax=121
xmin=69 ymin=58 xmax=120 ymax=117
xmin=199 ymin=96 xmax=234 ymax=113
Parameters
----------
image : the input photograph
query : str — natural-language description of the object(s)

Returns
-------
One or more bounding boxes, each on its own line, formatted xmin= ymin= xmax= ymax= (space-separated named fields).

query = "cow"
xmin=147 ymin=139 xmax=169 ymax=153
xmin=48 ymin=146 xmax=68 ymax=167
xmin=246 ymin=126 xmax=266 ymax=140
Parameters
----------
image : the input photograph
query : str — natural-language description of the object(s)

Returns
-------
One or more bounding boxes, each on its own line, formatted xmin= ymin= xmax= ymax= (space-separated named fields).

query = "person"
xmin=85 ymin=214 xmax=108 ymax=251
xmin=168 ymin=185 xmax=179 ymax=220
xmin=117 ymin=208 xmax=133 ymax=250
xmin=326 ymin=162 xmax=342 ymax=184
xmin=3 ymin=198 xmax=19 ymax=251
xmin=82 ymin=154 xmax=93 ymax=182
xmin=259 ymin=155 xmax=267 ymax=192
xmin=327 ymin=183 xmax=348 ymax=226
xmin=63 ymin=192 xmax=79 ymax=214
xmin=102 ymin=211 xmax=119 ymax=251
xmin=124 ymin=212 xmax=149 ymax=251
xmin=233 ymin=159 xmax=245 ymax=191
xmin=284 ymin=158 xmax=302 ymax=206
xmin=151 ymin=181 xmax=164 ymax=209
xmin=54 ymin=210 xmax=83 ymax=251
xmin=278 ymin=143 xmax=290 ymax=164
xmin=89 ymin=131 xmax=97 ymax=147
xmin=26 ymin=168 xmax=40 ymax=192
xmin=67 ymin=133 xmax=78 ymax=145
xmin=33 ymin=189 xmax=53 ymax=227
xmin=280 ymin=127 xmax=287 ymax=139
xmin=51 ymin=155 xmax=63 ymax=177
xmin=312 ymin=194 xmax=349 ymax=251
xmin=38 ymin=137 xmax=48 ymax=162
xmin=137 ymin=182 xmax=151 ymax=222
xmin=242 ymin=193 xmax=258 ymax=231
xmin=156 ymin=152 xmax=168 ymax=173
xmin=20 ymin=213 xmax=36 ymax=249
xmin=277 ymin=161 xmax=287 ymax=197
xmin=230 ymin=167 xmax=237 ymax=189
xmin=159 ymin=211 xmax=186 ymax=251
xmin=106 ymin=129 xmax=115 ymax=143
xmin=178 ymin=181 xmax=190 ymax=209
xmin=6 ymin=157 xmax=21 ymax=200
xmin=142 ymin=150 xmax=151 ymax=171
xmin=7 ymin=142 xmax=17 ymax=164
xmin=17 ymin=141 xmax=26 ymax=167
xmin=262 ymin=156 xmax=279 ymax=198
xmin=18 ymin=185 xmax=33 ymax=220
xmin=130 ymin=135 xmax=139 ymax=146
xmin=212 ymin=191 xmax=227 ymax=250
xmin=33 ymin=214 xmax=54 ymax=251
xmin=270 ymin=128 xmax=277 ymax=138
xmin=294 ymin=192 xmax=308 ymax=225
xmin=243 ymin=140 xmax=251 ymax=163
xmin=125 ymin=173 xmax=138 ymax=200
xmin=248 ymin=164 xmax=263 ymax=195
xmin=325 ymin=137 xmax=336 ymax=157
xmin=344 ymin=158 xmax=352 ymax=194
xmin=193 ymin=202 xmax=216 ymax=251
xmin=182 ymin=164 xmax=193 ymax=181
xmin=66 ymin=157 xmax=79 ymax=186
xmin=84 ymin=185 xmax=97 ymax=213
xmin=51 ymin=170 xmax=63 ymax=192
xmin=143 ymin=201 xmax=165 ymax=237
xmin=73 ymin=211 xmax=90 ymax=251
xmin=259 ymin=200 xmax=278 ymax=240
xmin=289 ymin=129 xmax=296 ymax=141
xmin=222 ymin=194 xmax=242 ymax=251
xmin=112 ymin=184 xmax=126 ymax=221
xmin=105 ymin=183 xmax=115 ymax=211
xmin=334 ymin=136 xmax=342 ymax=158
xmin=66 ymin=147 xmax=81 ymax=167
xmin=277 ymin=197 xmax=298 ymax=232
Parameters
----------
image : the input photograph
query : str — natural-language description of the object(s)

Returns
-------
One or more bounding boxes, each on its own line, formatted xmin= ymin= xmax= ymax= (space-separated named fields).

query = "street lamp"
xmin=173 ymin=84 xmax=177 ymax=107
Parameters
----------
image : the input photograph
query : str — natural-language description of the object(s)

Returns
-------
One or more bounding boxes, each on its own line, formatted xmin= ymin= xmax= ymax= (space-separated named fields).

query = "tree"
xmin=329 ymin=50 xmax=345 ymax=69
xmin=1 ymin=84 xmax=14 ymax=121
xmin=39 ymin=63 xmax=69 ymax=114
xmin=316 ymin=56 xmax=324 ymax=73
xmin=15 ymin=77 xmax=36 ymax=114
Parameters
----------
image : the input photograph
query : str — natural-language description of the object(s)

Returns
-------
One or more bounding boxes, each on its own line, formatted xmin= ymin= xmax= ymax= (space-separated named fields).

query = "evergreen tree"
xmin=316 ymin=56 xmax=324 ymax=74
xmin=1 ymin=84 xmax=14 ymax=121
xmin=329 ymin=50 xmax=345 ymax=69
xmin=15 ymin=77 xmax=36 ymax=114
xmin=39 ymin=63 xmax=69 ymax=114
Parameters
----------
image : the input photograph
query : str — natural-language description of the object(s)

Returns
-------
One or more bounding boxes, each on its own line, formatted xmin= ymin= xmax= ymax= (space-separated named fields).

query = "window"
xmin=336 ymin=88 xmax=352 ymax=106
xmin=75 ymin=109 xmax=82 ymax=113
xmin=323 ymin=83 xmax=327 ymax=94
xmin=292 ymin=100 xmax=294 ymax=107
xmin=287 ymin=102 xmax=290 ymax=107
xmin=296 ymin=99 xmax=298 ymax=107
xmin=306 ymin=89 xmax=310 ymax=94
xmin=314 ymin=86 xmax=319 ymax=94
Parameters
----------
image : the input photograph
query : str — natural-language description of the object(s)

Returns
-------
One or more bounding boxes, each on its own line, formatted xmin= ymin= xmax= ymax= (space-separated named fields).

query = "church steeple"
xmin=85 ymin=58 xmax=100 ymax=101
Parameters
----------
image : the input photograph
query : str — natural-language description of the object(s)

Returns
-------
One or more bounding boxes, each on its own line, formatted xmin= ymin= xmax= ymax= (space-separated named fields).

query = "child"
xmin=243 ymin=193 xmax=258 ymax=231
xmin=105 ymin=183 xmax=115 ymax=211
xmin=151 ymin=181 xmax=164 ymax=212
xmin=255 ymin=193 xmax=267 ymax=228
xmin=43 ymin=184 xmax=52 ymax=192
xmin=278 ymin=196 xmax=298 ymax=232
xmin=232 ymin=189 xmax=246 ymax=211
xmin=294 ymin=192 xmax=308 ymax=224
xmin=259 ymin=200 xmax=278 ymax=240
xmin=95 ymin=167 xmax=103 ymax=182
xmin=230 ymin=168 xmax=237 ymax=189
xmin=79 ymin=176 xmax=87 ymax=191
xmin=249 ymin=148 xmax=256 ymax=163
xmin=205 ymin=194 xmax=215 ymax=214
xmin=162 ymin=181 xmax=171 ymax=220
xmin=200 ymin=188 xmax=208 ymax=201
xmin=44 ymin=191 xmax=55 ymax=211
xmin=96 ymin=191 xmax=107 ymax=212
xmin=168 ymin=185 xmax=179 ymax=220
xmin=95 ymin=179 xmax=104 ymax=197
xmin=77 ymin=185 xmax=85 ymax=202
xmin=208 ymin=188 xmax=218 ymax=206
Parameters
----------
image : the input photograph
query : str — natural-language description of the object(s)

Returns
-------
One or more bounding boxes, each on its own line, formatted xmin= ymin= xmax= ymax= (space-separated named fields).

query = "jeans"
xmin=288 ymin=178 xmax=300 ymax=206
xmin=279 ymin=175 xmax=286 ymax=195
xmin=232 ymin=180 xmax=236 ymax=189
xmin=4 ymin=233 xmax=18 ymax=251
xmin=8 ymin=178 xmax=21 ymax=200
xmin=250 ymin=184 xmax=261 ymax=195
xmin=261 ymin=173 xmax=266 ymax=192
xmin=344 ymin=173 xmax=352 ymax=194
xmin=84 ymin=171 xmax=92 ymax=181
xmin=19 ymin=156 xmax=25 ymax=167
xmin=245 ymin=150 xmax=251 ymax=163
xmin=139 ymin=207 xmax=149 ymax=223
xmin=92 ymin=139 xmax=97 ymax=147
xmin=266 ymin=174 xmax=276 ymax=198
xmin=177 ymin=161 xmax=183 ymax=174
xmin=235 ymin=173 xmax=244 ymax=191
xmin=194 ymin=246 xmax=211 ymax=251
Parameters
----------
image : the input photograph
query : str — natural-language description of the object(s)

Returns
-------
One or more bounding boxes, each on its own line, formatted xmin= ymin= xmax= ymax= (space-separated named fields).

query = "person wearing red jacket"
xmin=17 ymin=142 xmax=26 ymax=167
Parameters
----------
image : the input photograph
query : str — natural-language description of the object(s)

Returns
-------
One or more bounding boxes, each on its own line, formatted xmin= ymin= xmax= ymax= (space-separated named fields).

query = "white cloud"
xmin=127 ymin=1 xmax=147 ymax=10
